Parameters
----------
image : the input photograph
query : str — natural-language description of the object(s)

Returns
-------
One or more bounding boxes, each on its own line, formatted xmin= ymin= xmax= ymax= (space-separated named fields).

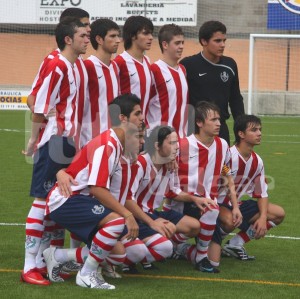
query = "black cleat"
xmin=195 ymin=257 xmax=220 ymax=273
xmin=222 ymin=241 xmax=256 ymax=261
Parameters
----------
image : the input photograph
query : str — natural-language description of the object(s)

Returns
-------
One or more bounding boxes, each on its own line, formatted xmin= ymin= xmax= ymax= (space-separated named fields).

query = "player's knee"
xmin=274 ymin=206 xmax=285 ymax=225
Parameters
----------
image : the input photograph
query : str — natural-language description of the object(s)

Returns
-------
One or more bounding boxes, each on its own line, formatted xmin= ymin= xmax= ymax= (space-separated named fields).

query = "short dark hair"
xmin=198 ymin=20 xmax=226 ymax=45
xmin=194 ymin=101 xmax=220 ymax=134
xmin=109 ymin=94 xmax=141 ymax=126
xmin=234 ymin=114 xmax=261 ymax=144
xmin=55 ymin=17 xmax=85 ymax=51
xmin=158 ymin=23 xmax=184 ymax=53
xmin=60 ymin=8 xmax=89 ymax=21
xmin=90 ymin=19 xmax=120 ymax=50
xmin=123 ymin=16 xmax=154 ymax=50
xmin=145 ymin=125 xmax=175 ymax=156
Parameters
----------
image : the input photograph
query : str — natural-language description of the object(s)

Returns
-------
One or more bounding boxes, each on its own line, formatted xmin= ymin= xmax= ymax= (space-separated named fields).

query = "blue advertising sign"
xmin=268 ymin=0 xmax=300 ymax=30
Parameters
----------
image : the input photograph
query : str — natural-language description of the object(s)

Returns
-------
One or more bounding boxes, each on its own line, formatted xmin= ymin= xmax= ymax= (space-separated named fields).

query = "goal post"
xmin=248 ymin=33 xmax=300 ymax=115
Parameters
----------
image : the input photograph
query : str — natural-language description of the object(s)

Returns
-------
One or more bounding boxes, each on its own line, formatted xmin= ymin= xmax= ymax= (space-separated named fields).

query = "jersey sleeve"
xmin=34 ymin=62 xmax=64 ymax=115
xmin=249 ymin=165 xmax=268 ymax=198
xmin=228 ymin=59 xmax=245 ymax=119
xmin=88 ymin=143 xmax=119 ymax=189
xmin=165 ymin=170 xmax=182 ymax=198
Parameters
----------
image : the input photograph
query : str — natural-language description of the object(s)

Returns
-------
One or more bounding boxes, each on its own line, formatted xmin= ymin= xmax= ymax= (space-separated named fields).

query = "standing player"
xmin=148 ymin=24 xmax=188 ymax=138
xmin=26 ymin=8 xmax=91 ymax=114
xmin=114 ymin=16 xmax=154 ymax=127
xmin=21 ymin=18 xmax=89 ymax=286
xmin=164 ymin=101 xmax=242 ymax=273
xmin=208 ymin=114 xmax=285 ymax=264
xmin=180 ymin=21 xmax=244 ymax=144
xmin=23 ymin=7 xmax=91 ymax=271
xmin=80 ymin=19 xmax=121 ymax=148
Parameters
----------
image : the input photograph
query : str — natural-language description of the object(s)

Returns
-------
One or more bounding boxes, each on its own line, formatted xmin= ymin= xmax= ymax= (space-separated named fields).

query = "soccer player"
xmin=130 ymin=125 xmax=217 ymax=269
xmin=44 ymin=95 xmax=172 ymax=288
xmin=23 ymin=8 xmax=91 ymax=275
xmin=43 ymin=94 xmax=142 ymax=289
xmin=148 ymin=24 xmax=188 ymax=138
xmin=80 ymin=19 xmax=121 ymax=148
xmin=208 ymin=114 xmax=285 ymax=264
xmin=180 ymin=21 xmax=244 ymax=144
xmin=20 ymin=17 xmax=89 ymax=286
xmin=114 ymin=16 xmax=153 ymax=126
xmin=26 ymin=8 xmax=91 ymax=114
xmin=164 ymin=101 xmax=242 ymax=273
xmin=56 ymin=98 xmax=173 ymax=277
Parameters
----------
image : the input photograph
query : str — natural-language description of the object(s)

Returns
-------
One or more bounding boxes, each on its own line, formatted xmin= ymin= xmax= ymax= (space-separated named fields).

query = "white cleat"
xmin=43 ymin=247 xmax=64 ymax=282
xmin=76 ymin=270 xmax=116 ymax=289
xmin=102 ymin=265 xmax=122 ymax=278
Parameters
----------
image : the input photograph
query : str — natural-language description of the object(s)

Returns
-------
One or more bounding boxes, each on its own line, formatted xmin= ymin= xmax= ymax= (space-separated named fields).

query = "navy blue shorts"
xmin=121 ymin=222 xmax=159 ymax=240
xmin=183 ymin=202 xmax=201 ymax=219
xmin=147 ymin=209 xmax=184 ymax=225
xmin=49 ymin=195 xmax=113 ymax=247
xmin=30 ymin=135 xmax=76 ymax=198
xmin=212 ymin=199 xmax=259 ymax=245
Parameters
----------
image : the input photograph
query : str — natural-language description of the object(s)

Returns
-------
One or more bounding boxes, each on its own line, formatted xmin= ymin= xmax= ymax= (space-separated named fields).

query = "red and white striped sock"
xmin=35 ymin=215 xmax=53 ymax=269
xmin=144 ymin=234 xmax=173 ymax=263
xmin=171 ymin=233 xmax=190 ymax=245
xmin=231 ymin=220 xmax=277 ymax=246
xmin=24 ymin=200 xmax=46 ymax=273
xmin=122 ymin=238 xmax=148 ymax=265
xmin=50 ymin=223 xmax=65 ymax=248
xmin=196 ymin=207 xmax=219 ymax=263
xmin=80 ymin=218 xmax=125 ymax=275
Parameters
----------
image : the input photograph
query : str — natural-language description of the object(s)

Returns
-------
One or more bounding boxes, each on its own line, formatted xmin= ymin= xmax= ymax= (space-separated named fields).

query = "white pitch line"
xmin=227 ymin=232 xmax=300 ymax=240
xmin=1 ymin=223 xmax=299 ymax=240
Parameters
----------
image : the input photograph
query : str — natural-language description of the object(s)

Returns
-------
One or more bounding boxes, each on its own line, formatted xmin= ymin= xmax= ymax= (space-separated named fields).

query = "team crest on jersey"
xmin=43 ymin=180 xmax=54 ymax=192
xmin=220 ymin=71 xmax=229 ymax=82
xmin=279 ymin=0 xmax=300 ymax=14
xmin=92 ymin=204 xmax=105 ymax=215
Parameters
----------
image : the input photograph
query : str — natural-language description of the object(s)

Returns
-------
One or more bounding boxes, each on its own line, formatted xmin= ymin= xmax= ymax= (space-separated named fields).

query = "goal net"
xmin=248 ymin=34 xmax=300 ymax=115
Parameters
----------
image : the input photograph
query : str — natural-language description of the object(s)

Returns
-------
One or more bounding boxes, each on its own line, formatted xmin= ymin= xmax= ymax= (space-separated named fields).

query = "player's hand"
xmin=232 ymin=207 xmax=243 ymax=228
xmin=45 ymin=107 xmax=56 ymax=119
xmin=56 ymin=169 xmax=78 ymax=198
xmin=154 ymin=218 xmax=176 ymax=238
xmin=124 ymin=215 xmax=139 ymax=241
xmin=150 ymin=220 xmax=174 ymax=239
xmin=252 ymin=217 xmax=267 ymax=239
xmin=191 ymin=196 xmax=218 ymax=212
xmin=22 ymin=137 xmax=37 ymax=157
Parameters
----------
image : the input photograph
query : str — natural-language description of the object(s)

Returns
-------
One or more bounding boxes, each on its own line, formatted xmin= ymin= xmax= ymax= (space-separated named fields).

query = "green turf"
xmin=0 ymin=111 xmax=300 ymax=298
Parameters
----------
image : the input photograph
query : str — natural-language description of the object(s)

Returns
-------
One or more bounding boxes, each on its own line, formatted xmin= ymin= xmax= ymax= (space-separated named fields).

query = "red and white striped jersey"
xmin=30 ymin=48 xmax=60 ymax=96
xmin=218 ymin=145 xmax=268 ymax=205
xmin=166 ymin=135 xmax=230 ymax=213
xmin=148 ymin=60 xmax=188 ymax=138
xmin=178 ymin=135 xmax=230 ymax=198
xmin=130 ymin=153 xmax=181 ymax=213
xmin=46 ymin=129 xmax=123 ymax=214
xmin=79 ymin=55 xmax=120 ymax=147
xmin=75 ymin=56 xmax=89 ymax=150
xmin=110 ymin=156 xmax=132 ymax=206
xmin=34 ymin=54 xmax=78 ymax=149
xmin=114 ymin=51 xmax=152 ymax=122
